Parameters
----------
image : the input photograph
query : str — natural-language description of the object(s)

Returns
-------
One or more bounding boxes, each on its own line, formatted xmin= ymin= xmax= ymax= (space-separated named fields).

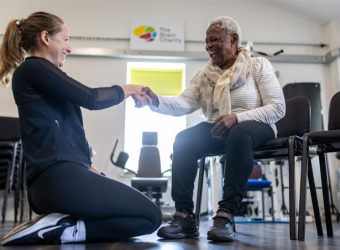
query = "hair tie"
xmin=16 ymin=18 xmax=26 ymax=27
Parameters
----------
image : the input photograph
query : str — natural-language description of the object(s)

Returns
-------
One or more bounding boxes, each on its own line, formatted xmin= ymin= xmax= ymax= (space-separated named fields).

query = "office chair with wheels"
xmin=111 ymin=132 xmax=169 ymax=206
xmin=298 ymin=91 xmax=340 ymax=240
xmin=196 ymin=96 xmax=312 ymax=240
xmin=131 ymin=132 xmax=168 ymax=206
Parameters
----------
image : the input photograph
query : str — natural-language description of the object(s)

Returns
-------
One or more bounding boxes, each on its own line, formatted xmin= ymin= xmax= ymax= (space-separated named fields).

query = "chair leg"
xmin=195 ymin=157 xmax=205 ymax=228
xmin=20 ymin=182 xmax=25 ymax=222
xmin=14 ymin=149 xmax=22 ymax=223
xmin=270 ymin=186 xmax=275 ymax=221
xmin=14 ymin=172 xmax=20 ymax=223
xmin=20 ymin=159 xmax=26 ymax=222
xmin=261 ymin=190 xmax=265 ymax=221
xmin=2 ymin=154 xmax=16 ymax=223
xmin=318 ymin=151 xmax=333 ymax=237
xmin=2 ymin=177 xmax=11 ymax=223
xmin=1 ymin=188 xmax=9 ymax=224
xmin=146 ymin=187 xmax=153 ymax=199
xmin=298 ymin=135 xmax=310 ymax=241
xmin=307 ymin=157 xmax=323 ymax=237
xmin=288 ymin=136 xmax=297 ymax=240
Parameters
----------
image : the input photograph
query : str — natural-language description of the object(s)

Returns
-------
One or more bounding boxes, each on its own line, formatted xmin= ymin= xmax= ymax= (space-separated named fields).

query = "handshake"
xmin=132 ymin=86 xmax=159 ymax=108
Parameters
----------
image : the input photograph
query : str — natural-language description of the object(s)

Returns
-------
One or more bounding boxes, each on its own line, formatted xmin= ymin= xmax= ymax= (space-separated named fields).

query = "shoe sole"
xmin=1 ymin=213 xmax=69 ymax=246
xmin=207 ymin=229 xmax=235 ymax=242
xmin=157 ymin=229 xmax=199 ymax=239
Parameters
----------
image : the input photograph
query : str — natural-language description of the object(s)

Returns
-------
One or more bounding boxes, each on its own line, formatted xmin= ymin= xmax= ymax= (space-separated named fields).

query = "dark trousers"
xmin=171 ymin=121 xmax=275 ymax=215
xmin=27 ymin=162 xmax=162 ymax=242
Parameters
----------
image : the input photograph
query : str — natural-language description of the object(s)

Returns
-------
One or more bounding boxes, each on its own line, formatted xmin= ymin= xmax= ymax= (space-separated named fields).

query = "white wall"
xmin=1 ymin=0 xmax=340 ymax=219
xmin=0 ymin=0 xmax=327 ymax=53
xmin=326 ymin=20 xmax=340 ymax=49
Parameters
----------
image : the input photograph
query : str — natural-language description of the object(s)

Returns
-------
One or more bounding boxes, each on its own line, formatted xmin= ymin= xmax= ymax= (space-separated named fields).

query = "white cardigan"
xmin=150 ymin=57 xmax=286 ymax=136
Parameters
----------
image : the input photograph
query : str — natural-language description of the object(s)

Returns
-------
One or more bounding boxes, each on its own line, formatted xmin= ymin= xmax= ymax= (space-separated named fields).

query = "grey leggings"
xmin=27 ymin=162 xmax=162 ymax=242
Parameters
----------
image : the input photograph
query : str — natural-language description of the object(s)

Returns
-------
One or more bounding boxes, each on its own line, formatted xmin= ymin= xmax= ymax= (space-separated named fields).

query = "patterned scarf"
xmin=199 ymin=48 xmax=251 ymax=118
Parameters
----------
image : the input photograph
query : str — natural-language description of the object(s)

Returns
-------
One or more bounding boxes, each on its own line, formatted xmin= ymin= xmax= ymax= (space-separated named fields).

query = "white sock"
xmin=60 ymin=220 xmax=86 ymax=243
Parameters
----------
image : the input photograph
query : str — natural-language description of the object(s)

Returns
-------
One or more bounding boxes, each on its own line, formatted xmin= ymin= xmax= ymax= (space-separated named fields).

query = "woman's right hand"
xmin=121 ymin=84 xmax=144 ymax=99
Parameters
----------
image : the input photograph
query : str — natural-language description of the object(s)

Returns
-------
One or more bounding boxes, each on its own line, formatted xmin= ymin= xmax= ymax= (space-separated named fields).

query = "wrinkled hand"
xmin=211 ymin=114 xmax=238 ymax=139
xmin=142 ymin=87 xmax=159 ymax=107
xmin=133 ymin=93 xmax=151 ymax=108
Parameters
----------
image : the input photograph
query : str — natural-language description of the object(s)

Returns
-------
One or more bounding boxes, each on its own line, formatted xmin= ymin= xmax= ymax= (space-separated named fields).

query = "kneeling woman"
xmin=0 ymin=11 xmax=162 ymax=245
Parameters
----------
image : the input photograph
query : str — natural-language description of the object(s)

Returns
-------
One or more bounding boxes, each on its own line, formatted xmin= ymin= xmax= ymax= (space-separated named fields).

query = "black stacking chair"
xmin=0 ymin=116 xmax=24 ymax=223
xmin=195 ymin=96 xmax=311 ymax=240
xmin=298 ymin=91 xmax=340 ymax=240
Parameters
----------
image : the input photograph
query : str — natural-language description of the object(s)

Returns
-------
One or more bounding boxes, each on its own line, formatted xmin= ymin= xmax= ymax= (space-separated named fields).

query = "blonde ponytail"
xmin=0 ymin=12 xmax=64 ymax=87
xmin=0 ymin=20 xmax=25 ymax=86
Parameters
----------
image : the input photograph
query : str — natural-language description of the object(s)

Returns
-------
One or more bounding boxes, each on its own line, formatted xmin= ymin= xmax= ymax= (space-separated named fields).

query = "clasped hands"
xmin=132 ymin=87 xmax=159 ymax=108
xmin=129 ymin=85 xmax=238 ymax=139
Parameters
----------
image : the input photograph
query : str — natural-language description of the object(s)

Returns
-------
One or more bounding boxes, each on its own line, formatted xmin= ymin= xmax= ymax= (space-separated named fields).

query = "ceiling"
xmin=259 ymin=0 xmax=340 ymax=25
xmin=2 ymin=0 xmax=339 ymax=26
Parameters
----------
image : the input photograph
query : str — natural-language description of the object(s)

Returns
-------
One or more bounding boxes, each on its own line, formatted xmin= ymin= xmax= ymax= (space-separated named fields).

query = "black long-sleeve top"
xmin=12 ymin=56 xmax=125 ymax=183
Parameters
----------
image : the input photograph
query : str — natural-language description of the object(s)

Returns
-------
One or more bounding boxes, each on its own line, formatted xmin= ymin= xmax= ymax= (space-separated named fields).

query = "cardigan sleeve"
xmin=149 ymin=71 xmax=202 ymax=116
xmin=236 ymin=57 xmax=286 ymax=125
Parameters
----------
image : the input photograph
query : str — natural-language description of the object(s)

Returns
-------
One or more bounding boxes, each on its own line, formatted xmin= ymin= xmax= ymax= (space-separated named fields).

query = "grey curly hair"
xmin=209 ymin=16 xmax=242 ymax=47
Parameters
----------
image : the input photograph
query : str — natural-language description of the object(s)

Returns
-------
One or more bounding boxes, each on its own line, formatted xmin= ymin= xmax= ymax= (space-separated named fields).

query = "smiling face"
xmin=205 ymin=24 xmax=238 ymax=69
xmin=44 ymin=23 xmax=71 ymax=68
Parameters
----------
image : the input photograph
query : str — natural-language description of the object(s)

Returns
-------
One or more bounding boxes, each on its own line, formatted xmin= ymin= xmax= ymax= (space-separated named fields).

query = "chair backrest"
xmin=276 ymin=96 xmax=311 ymax=138
xmin=328 ymin=91 xmax=340 ymax=130
xmin=137 ymin=132 xmax=162 ymax=177
xmin=142 ymin=131 xmax=158 ymax=146
xmin=0 ymin=117 xmax=22 ymax=191
xmin=0 ymin=117 xmax=21 ymax=141
xmin=283 ymin=82 xmax=323 ymax=132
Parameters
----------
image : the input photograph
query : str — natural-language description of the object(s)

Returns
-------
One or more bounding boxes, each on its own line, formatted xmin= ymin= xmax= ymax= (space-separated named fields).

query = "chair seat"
xmin=308 ymin=129 xmax=340 ymax=143
xmin=254 ymin=138 xmax=290 ymax=159
xmin=257 ymin=137 xmax=289 ymax=148
xmin=131 ymin=177 xmax=168 ymax=192
xmin=0 ymin=150 xmax=14 ymax=157
xmin=247 ymin=179 xmax=271 ymax=189
xmin=0 ymin=142 xmax=15 ymax=147
xmin=0 ymin=159 xmax=10 ymax=165
xmin=254 ymin=136 xmax=303 ymax=160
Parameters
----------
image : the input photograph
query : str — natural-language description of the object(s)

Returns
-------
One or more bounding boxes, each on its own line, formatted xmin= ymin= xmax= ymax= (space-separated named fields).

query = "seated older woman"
xmin=141 ymin=16 xmax=285 ymax=242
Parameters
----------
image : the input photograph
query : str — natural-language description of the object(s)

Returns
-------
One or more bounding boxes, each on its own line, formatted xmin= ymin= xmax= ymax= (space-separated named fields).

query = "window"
xmin=125 ymin=62 xmax=186 ymax=173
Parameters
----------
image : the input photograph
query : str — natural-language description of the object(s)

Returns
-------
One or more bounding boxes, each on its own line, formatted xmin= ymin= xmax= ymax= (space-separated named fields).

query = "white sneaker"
xmin=1 ymin=213 xmax=77 ymax=246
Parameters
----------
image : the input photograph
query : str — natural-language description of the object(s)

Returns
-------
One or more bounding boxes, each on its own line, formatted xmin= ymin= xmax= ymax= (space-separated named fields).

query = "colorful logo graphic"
xmin=133 ymin=26 xmax=157 ymax=42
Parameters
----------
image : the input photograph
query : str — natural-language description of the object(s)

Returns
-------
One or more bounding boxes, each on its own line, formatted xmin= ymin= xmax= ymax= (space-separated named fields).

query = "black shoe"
xmin=157 ymin=212 xmax=199 ymax=239
xmin=1 ymin=213 xmax=76 ymax=246
xmin=207 ymin=211 xmax=235 ymax=242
